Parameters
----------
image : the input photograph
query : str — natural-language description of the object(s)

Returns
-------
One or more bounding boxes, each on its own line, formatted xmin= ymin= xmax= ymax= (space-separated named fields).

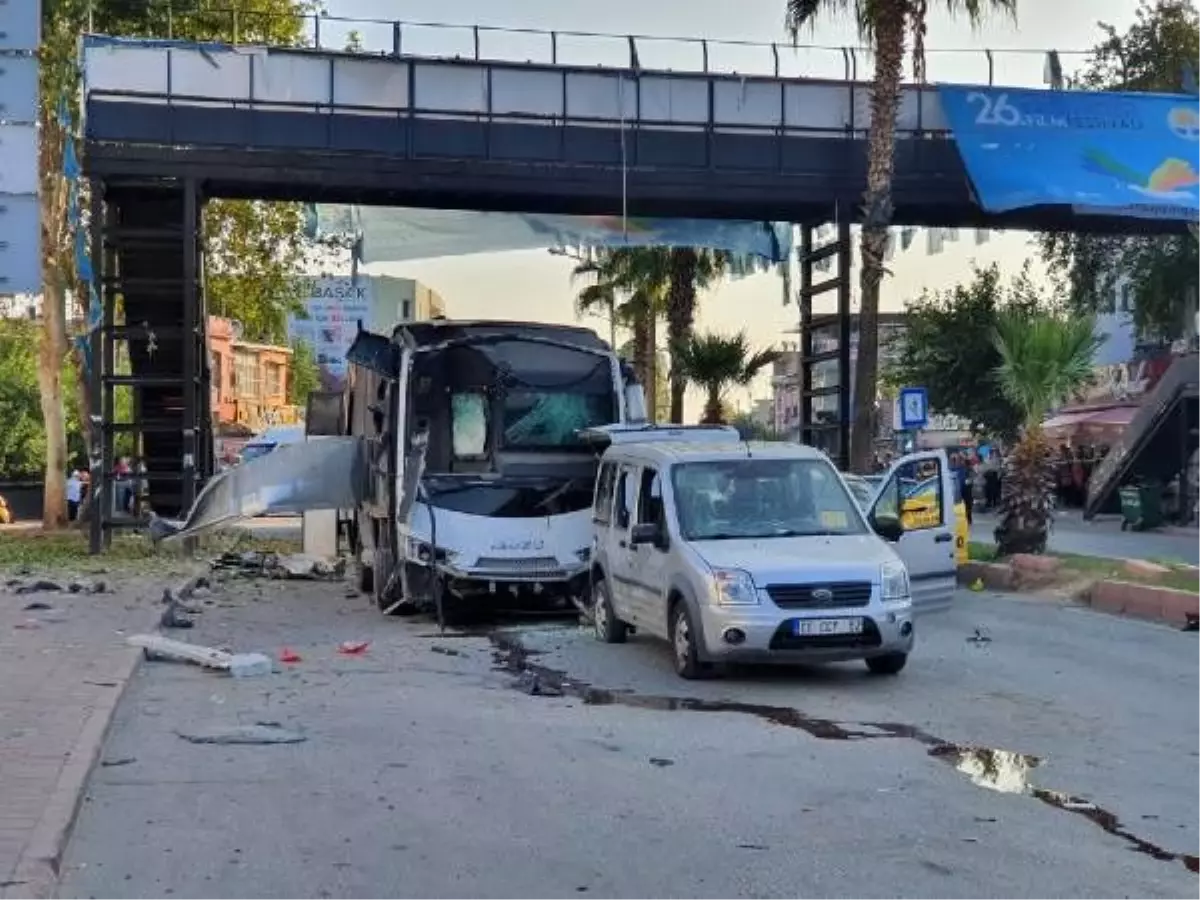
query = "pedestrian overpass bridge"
xmin=79 ymin=35 xmax=1193 ymax=233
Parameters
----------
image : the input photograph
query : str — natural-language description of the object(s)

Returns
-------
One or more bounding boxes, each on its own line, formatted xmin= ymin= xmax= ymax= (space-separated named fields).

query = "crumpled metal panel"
xmin=171 ymin=437 xmax=367 ymax=540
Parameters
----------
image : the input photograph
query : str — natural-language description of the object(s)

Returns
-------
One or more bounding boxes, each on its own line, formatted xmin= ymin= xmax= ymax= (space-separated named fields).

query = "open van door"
xmin=867 ymin=449 xmax=958 ymax=615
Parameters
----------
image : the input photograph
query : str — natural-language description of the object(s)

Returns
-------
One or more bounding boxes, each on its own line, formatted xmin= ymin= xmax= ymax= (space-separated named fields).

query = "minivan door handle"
xmin=934 ymin=533 xmax=953 ymax=543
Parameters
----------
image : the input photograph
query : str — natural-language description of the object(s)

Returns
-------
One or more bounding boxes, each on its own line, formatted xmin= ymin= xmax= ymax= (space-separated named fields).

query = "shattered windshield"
xmin=502 ymin=391 xmax=614 ymax=450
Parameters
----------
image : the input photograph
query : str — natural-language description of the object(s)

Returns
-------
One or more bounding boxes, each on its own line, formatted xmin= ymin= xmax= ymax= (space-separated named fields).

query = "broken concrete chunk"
xmin=127 ymin=634 xmax=233 ymax=670
xmin=176 ymin=724 xmax=306 ymax=745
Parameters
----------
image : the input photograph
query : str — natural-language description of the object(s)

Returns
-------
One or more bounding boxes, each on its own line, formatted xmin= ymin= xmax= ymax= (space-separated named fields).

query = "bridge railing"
xmin=82 ymin=37 xmax=959 ymax=140
xmin=84 ymin=3 xmax=1093 ymax=87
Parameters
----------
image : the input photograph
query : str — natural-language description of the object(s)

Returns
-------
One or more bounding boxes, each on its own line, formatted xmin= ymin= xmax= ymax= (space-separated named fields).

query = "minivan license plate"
xmin=794 ymin=617 xmax=864 ymax=637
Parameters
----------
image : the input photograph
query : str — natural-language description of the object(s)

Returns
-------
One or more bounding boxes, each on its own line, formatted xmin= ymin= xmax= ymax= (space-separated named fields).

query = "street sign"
xmin=898 ymin=387 xmax=929 ymax=430
xmin=0 ymin=193 xmax=40 ymax=295
xmin=0 ymin=0 xmax=41 ymax=52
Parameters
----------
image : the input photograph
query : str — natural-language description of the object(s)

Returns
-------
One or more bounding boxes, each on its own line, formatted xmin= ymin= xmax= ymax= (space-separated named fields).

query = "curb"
xmin=2 ymin=646 xmax=142 ymax=899
xmin=1085 ymin=580 xmax=1199 ymax=627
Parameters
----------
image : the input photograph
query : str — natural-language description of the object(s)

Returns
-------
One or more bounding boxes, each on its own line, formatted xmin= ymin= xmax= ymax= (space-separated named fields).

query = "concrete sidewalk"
xmin=971 ymin=510 xmax=1199 ymax=565
xmin=0 ymin=576 xmax=163 ymax=898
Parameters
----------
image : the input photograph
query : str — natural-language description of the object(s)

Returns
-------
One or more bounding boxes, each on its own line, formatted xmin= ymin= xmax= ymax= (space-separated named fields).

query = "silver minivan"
xmin=588 ymin=440 xmax=957 ymax=678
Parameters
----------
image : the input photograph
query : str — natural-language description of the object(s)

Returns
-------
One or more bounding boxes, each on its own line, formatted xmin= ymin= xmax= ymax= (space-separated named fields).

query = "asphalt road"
xmin=60 ymin=580 xmax=1198 ymax=898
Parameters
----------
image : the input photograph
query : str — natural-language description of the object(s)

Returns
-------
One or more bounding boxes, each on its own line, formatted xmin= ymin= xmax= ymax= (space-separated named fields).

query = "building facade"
xmin=771 ymin=313 xmax=907 ymax=442
xmin=209 ymin=316 xmax=295 ymax=432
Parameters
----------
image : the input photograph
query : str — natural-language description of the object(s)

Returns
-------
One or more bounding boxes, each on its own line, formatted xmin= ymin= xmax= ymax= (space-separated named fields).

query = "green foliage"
xmin=287 ymin=339 xmax=322 ymax=406
xmin=673 ymin=331 xmax=781 ymax=424
xmin=1039 ymin=0 xmax=1200 ymax=339
xmin=0 ymin=321 xmax=49 ymax=479
xmin=991 ymin=309 xmax=1103 ymax=557
xmin=0 ymin=320 xmax=87 ymax=478
xmin=886 ymin=263 xmax=1045 ymax=441
xmin=992 ymin=308 xmax=1104 ymax=427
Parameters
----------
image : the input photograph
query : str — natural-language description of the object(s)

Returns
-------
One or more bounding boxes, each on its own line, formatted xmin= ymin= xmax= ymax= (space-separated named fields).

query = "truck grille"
xmin=472 ymin=556 xmax=567 ymax=579
xmin=765 ymin=581 xmax=872 ymax=609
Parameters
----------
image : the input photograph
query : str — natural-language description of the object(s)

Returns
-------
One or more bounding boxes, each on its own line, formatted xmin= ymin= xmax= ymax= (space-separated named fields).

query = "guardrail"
xmin=82 ymin=40 xmax=955 ymax=139
xmin=83 ymin=3 xmax=1094 ymax=86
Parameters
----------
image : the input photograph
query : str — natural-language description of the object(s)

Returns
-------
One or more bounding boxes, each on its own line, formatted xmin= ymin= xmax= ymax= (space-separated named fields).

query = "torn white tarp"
xmin=307 ymin=205 xmax=793 ymax=264
xmin=170 ymin=437 xmax=367 ymax=540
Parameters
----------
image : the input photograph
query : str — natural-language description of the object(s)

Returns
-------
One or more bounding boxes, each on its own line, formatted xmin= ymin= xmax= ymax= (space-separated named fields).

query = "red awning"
xmin=1043 ymin=405 xmax=1137 ymax=435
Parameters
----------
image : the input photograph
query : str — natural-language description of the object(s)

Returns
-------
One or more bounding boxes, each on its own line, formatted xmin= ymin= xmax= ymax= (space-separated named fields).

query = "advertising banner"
xmin=286 ymin=277 xmax=373 ymax=390
xmin=938 ymin=85 xmax=1199 ymax=222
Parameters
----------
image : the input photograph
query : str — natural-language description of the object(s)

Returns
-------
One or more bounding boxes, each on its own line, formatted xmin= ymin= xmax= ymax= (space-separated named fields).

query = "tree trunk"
xmin=849 ymin=6 xmax=907 ymax=474
xmin=632 ymin=306 xmax=657 ymax=422
xmin=666 ymin=248 xmax=698 ymax=424
xmin=37 ymin=102 xmax=72 ymax=530
xmin=38 ymin=272 xmax=70 ymax=530
xmin=701 ymin=387 xmax=724 ymax=424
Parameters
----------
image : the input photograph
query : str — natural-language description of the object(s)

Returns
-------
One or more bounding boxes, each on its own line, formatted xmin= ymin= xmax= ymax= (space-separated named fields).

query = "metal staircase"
xmin=796 ymin=221 xmax=853 ymax=470
xmin=88 ymin=181 xmax=211 ymax=551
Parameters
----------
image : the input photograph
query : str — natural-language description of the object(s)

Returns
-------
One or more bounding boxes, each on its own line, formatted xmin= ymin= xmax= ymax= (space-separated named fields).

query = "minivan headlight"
xmin=881 ymin=561 xmax=911 ymax=602
xmin=712 ymin=568 xmax=759 ymax=606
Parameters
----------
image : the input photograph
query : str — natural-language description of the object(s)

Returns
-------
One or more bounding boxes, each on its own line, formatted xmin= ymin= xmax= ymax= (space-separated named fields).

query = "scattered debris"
xmin=430 ymin=645 xmax=462 ymax=657
xmin=966 ymin=628 xmax=992 ymax=645
xmin=1183 ymin=613 xmax=1198 ymax=632
xmin=968 ymin=577 xmax=985 ymax=592
xmin=13 ymin=619 xmax=41 ymax=630
xmin=84 ymin=680 xmax=119 ymax=687
xmin=15 ymin=579 xmax=63 ymax=594
xmin=516 ymin=671 xmax=563 ymax=697
xmin=127 ymin=634 xmax=233 ymax=670
xmin=648 ymin=757 xmax=675 ymax=768
xmin=176 ymin=724 xmax=306 ymax=745
xmin=101 ymin=757 xmax=136 ymax=768
xmin=279 ymin=648 xmax=302 ymax=664
xmin=337 ymin=640 xmax=371 ymax=656
xmin=22 ymin=600 xmax=53 ymax=611
xmin=736 ymin=843 xmax=768 ymax=851
xmin=230 ymin=653 xmax=274 ymax=678
xmin=212 ymin=550 xmax=345 ymax=581
xmin=160 ymin=600 xmax=196 ymax=630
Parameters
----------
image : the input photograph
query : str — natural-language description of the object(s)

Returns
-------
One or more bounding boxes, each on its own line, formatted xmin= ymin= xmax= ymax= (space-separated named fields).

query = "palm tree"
xmin=991 ymin=309 xmax=1101 ymax=556
xmin=572 ymin=248 xmax=670 ymax=419
xmin=785 ymin=0 xmax=1017 ymax=473
xmin=665 ymin=248 xmax=786 ymax=424
xmin=674 ymin=331 xmax=782 ymax=425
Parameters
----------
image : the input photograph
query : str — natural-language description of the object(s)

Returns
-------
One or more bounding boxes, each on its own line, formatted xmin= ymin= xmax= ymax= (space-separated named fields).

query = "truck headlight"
xmin=881 ymin=561 xmax=911 ymax=603
xmin=712 ymin=568 xmax=759 ymax=606
xmin=405 ymin=537 xmax=455 ymax=565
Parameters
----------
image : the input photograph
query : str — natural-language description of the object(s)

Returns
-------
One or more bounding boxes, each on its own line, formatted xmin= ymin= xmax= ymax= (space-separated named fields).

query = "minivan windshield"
xmin=671 ymin=458 xmax=868 ymax=540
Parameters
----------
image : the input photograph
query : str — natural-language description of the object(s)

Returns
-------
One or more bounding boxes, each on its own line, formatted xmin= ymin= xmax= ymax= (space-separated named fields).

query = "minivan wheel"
xmin=865 ymin=652 xmax=908 ymax=676
xmin=592 ymin=578 xmax=627 ymax=644
xmin=670 ymin=603 xmax=705 ymax=680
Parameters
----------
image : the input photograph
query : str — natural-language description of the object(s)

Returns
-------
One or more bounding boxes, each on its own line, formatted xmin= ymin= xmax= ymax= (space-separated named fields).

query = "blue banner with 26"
xmin=937 ymin=85 xmax=1199 ymax=222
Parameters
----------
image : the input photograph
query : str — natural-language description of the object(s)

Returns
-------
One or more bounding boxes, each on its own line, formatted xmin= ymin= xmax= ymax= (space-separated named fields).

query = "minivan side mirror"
xmin=871 ymin=512 xmax=904 ymax=543
xmin=629 ymin=522 xmax=663 ymax=547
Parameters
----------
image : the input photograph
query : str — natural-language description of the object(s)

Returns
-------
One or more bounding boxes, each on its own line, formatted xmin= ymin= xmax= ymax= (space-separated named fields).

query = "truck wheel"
xmin=591 ymin=578 xmax=627 ymax=644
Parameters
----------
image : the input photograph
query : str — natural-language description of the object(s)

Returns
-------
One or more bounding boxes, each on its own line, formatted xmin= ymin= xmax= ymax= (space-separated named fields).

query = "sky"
xmin=321 ymin=0 xmax=1142 ymax=415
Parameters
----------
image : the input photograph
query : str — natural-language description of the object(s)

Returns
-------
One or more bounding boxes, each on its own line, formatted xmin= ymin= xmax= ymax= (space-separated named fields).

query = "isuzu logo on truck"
xmin=491 ymin=539 xmax=545 ymax=552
